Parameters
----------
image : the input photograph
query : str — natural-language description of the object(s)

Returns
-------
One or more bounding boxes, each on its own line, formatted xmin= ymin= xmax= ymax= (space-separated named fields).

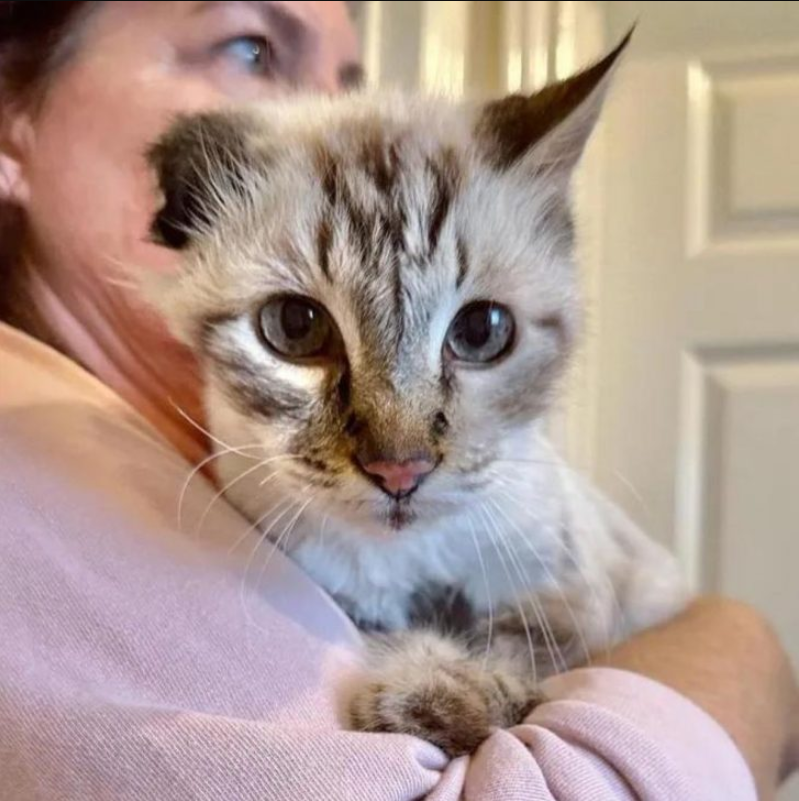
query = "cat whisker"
xmin=258 ymin=455 xmax=306 ymax=484
xmin=491 ymin=457 xmax=563 ymax=468
xmin=544 ymin=472 xmax=624 ymax=660
xmin=477 ymin=503 xmax=538 ymax=685
xmin=490 ymin=486 xmax=599 ymax=666
xmin=242 ymin=490 xmax=317 ymax=634
xmin=238 ymin=495 xmax=306 ymax=630
xmin=178 ymin=447 xmax=292 ymax=535
xmin=193 ymin=452 xmax=304 ymax=536
xmin=228 ymin=496 xmax=294 ymax=559
xmin=177 ymin=445 xmax=237 ymax=532
xmin=252 ymin=491 xmax=316 ymax=594
xmin=195 ymin=464 xmax=279 ymax=540
xmin=483 ymin=500 xmax=568 ymax=674
xmin=490 ymin=457 xmax=596 ymax=489
xmin=465 ymin=511 xmax=494 ymax=671
xmin=485 ymin=497 xmax=571 ymax=674
xmin=610 ymin=469 xmax=652 ymax=523
xmin=169 ymin=401 xmax=266 ymax=462
xmin=555 ymin=537 xmax=619 ymax=661
xmin=494 ymin=463 xmax=624 ymax=653
xmin=177 ymin=443 xmax=269 ymax=532
xmin=318 ymin=513 xmax=330 ymax=549
xmin=552 ymin=525 xmax=624 ymax=660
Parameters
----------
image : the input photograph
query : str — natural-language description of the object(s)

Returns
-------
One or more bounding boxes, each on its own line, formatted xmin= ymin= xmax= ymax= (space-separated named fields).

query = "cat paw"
xmin=349 ymin=638 xmax=542 ymax=756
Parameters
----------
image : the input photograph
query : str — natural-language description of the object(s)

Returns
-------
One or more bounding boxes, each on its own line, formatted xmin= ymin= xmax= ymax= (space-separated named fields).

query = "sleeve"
xmin=2 ymin=669 xmax=756 ymax=801
xmin=460 ymin=667 xmax=758 ymax=801
xmin=1 ymin=698 xmax=447 ymax=801
xmin=0 ymin=331 xmax=759 ymax=801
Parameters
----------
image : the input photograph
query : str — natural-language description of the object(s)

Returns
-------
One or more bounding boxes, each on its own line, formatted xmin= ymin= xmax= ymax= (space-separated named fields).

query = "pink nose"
xmin=360 ymin=459 xmax=436 ymax=497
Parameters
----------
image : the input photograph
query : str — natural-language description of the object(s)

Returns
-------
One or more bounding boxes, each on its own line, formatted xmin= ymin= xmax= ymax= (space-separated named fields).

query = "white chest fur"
xmin=288 ymin=497 xmax=568 ymax=631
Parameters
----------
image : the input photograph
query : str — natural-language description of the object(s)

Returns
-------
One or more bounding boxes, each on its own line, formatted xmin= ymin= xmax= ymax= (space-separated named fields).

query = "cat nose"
xmin=359 ymin=458 xmax=436 ymax=498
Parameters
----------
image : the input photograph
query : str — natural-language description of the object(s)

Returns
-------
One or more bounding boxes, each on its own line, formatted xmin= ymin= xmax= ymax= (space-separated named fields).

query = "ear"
xmin=475 ymin=27 xmax=633 ymax=177
xmin=0 ymin=114 xmax=35 ymax=206
xmin=147 ymin=110 xmax=261 ymax=249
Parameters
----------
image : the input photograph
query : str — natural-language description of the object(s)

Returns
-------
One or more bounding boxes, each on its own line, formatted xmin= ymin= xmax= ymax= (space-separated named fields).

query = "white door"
xmin=571 ymin=3 xmax=799 ymax=797
xmin=363 ymin=3 xmax=799 ymax=794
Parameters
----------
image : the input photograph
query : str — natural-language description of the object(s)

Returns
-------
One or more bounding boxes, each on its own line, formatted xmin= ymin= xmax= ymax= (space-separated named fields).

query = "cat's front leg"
xmin=348 ymin=630 xmax=543 ymax=757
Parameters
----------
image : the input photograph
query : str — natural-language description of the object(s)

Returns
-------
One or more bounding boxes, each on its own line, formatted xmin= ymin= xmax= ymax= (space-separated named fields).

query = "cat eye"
xmin=446 ymin=302 xmax=515 ymax=364
xmin=258 ymin=296 xmax=337 ymax=361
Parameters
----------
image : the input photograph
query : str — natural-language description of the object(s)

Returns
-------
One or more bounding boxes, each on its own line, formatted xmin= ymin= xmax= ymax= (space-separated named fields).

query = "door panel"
xmin=592 ymin=5 xmax=799 ymax=797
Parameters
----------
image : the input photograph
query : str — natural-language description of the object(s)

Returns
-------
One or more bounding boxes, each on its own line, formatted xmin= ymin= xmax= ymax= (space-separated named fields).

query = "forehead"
xmin=205 ymin=98 xmax=574 ymax=341
xmin=265 ymin=122 xmax=465 ymax=360
xmin=283 ymin=120 xmax=469 ymax=314
xmin=317 ymin=124 xmax=462 ymax=264
xmin=76 ymin=1 xmax=359 ymax=70
xmin=251 ymin=112 xmax=560 ymax=294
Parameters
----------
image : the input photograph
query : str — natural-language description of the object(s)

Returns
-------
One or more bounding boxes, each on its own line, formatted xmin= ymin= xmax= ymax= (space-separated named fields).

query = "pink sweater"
xmin=0 ymin=322 xmax=755 ymax=800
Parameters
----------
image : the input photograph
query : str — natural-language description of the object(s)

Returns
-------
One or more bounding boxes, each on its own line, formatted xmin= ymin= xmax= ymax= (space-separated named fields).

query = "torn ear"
xmin=147 ymin=110 xmax=259 ymax=249
xmin=475 ymin=27 xmax=633 ymax=176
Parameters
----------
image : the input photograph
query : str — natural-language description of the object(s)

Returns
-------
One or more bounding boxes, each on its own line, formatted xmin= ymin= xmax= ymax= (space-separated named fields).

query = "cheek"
xmin=292 ymin=378 xmax=349 ymax=457
xmin=444 ymin=379 xmax=494 ymax=442
xmin=23 ymin=65 xmax=226 ymax=281
xmin=454 ymin=352 xmax=564 ymax=430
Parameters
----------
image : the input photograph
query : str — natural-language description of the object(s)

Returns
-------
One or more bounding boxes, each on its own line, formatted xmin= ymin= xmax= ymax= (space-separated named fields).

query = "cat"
xmin=145 ymin=30 xmax=687 ymax=757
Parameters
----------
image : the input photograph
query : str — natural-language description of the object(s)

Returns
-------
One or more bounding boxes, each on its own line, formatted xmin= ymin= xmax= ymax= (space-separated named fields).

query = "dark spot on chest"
xmin=409 ymin=584 xmax=475 ymax=636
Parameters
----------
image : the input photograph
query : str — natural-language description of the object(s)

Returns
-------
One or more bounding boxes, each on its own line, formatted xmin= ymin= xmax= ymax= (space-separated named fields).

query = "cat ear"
xmin=475 ymin=28 xmax=633 ymax=178
xmin=147 ymin=110 xmax=260 ymax=250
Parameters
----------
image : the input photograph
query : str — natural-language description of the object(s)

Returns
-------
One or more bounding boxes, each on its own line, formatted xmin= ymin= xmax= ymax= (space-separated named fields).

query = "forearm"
xmin=596 ymin=596 xmax=799 ymax=800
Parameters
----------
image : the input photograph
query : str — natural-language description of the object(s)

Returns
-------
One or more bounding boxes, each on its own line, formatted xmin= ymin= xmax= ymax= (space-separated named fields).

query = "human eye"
xmin=214 ymin=35 xmax=276 ymax=77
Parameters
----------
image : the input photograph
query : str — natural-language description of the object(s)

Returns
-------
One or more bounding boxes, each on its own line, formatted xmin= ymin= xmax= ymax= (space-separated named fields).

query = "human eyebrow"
xmin=261 ymin=2 xmax=311 ymax=52
xmin=191 ymin=1 xmax=231 ymax=16
xmin=192 ymin=1 xmax=361 ymax=89
xmin=192 ymin=1 xmax=311 ymax=52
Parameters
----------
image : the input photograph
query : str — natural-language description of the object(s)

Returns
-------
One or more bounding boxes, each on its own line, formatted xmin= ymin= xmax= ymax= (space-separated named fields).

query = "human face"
xmin=14 ymin=1 xmax=359 ymax=276
xmin=1 ymin=1 xmax=360 ymax=461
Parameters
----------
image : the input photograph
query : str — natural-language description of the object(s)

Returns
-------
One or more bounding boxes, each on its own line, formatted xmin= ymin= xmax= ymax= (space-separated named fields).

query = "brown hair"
xmin=0 ymin=1 xmax=97 ymax=336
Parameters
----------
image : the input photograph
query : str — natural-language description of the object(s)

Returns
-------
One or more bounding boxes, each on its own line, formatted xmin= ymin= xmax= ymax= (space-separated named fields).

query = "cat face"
xmin=147 ymin=35 xmax=627 ymax=539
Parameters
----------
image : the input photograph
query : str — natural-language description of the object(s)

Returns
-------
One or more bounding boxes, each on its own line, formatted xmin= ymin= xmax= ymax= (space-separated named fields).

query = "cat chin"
xmin=331 ymin=507 xmax=422 ymax=539
xmin=302 ymin=495 xmax=454 ymax=542
xmin=385 ymin=502 xmax=417 ymax=532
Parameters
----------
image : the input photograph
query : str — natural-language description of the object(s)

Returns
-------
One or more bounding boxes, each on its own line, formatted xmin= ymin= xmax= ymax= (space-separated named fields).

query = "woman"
xmin=0 ymin=2 xmax=796 ymax=798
